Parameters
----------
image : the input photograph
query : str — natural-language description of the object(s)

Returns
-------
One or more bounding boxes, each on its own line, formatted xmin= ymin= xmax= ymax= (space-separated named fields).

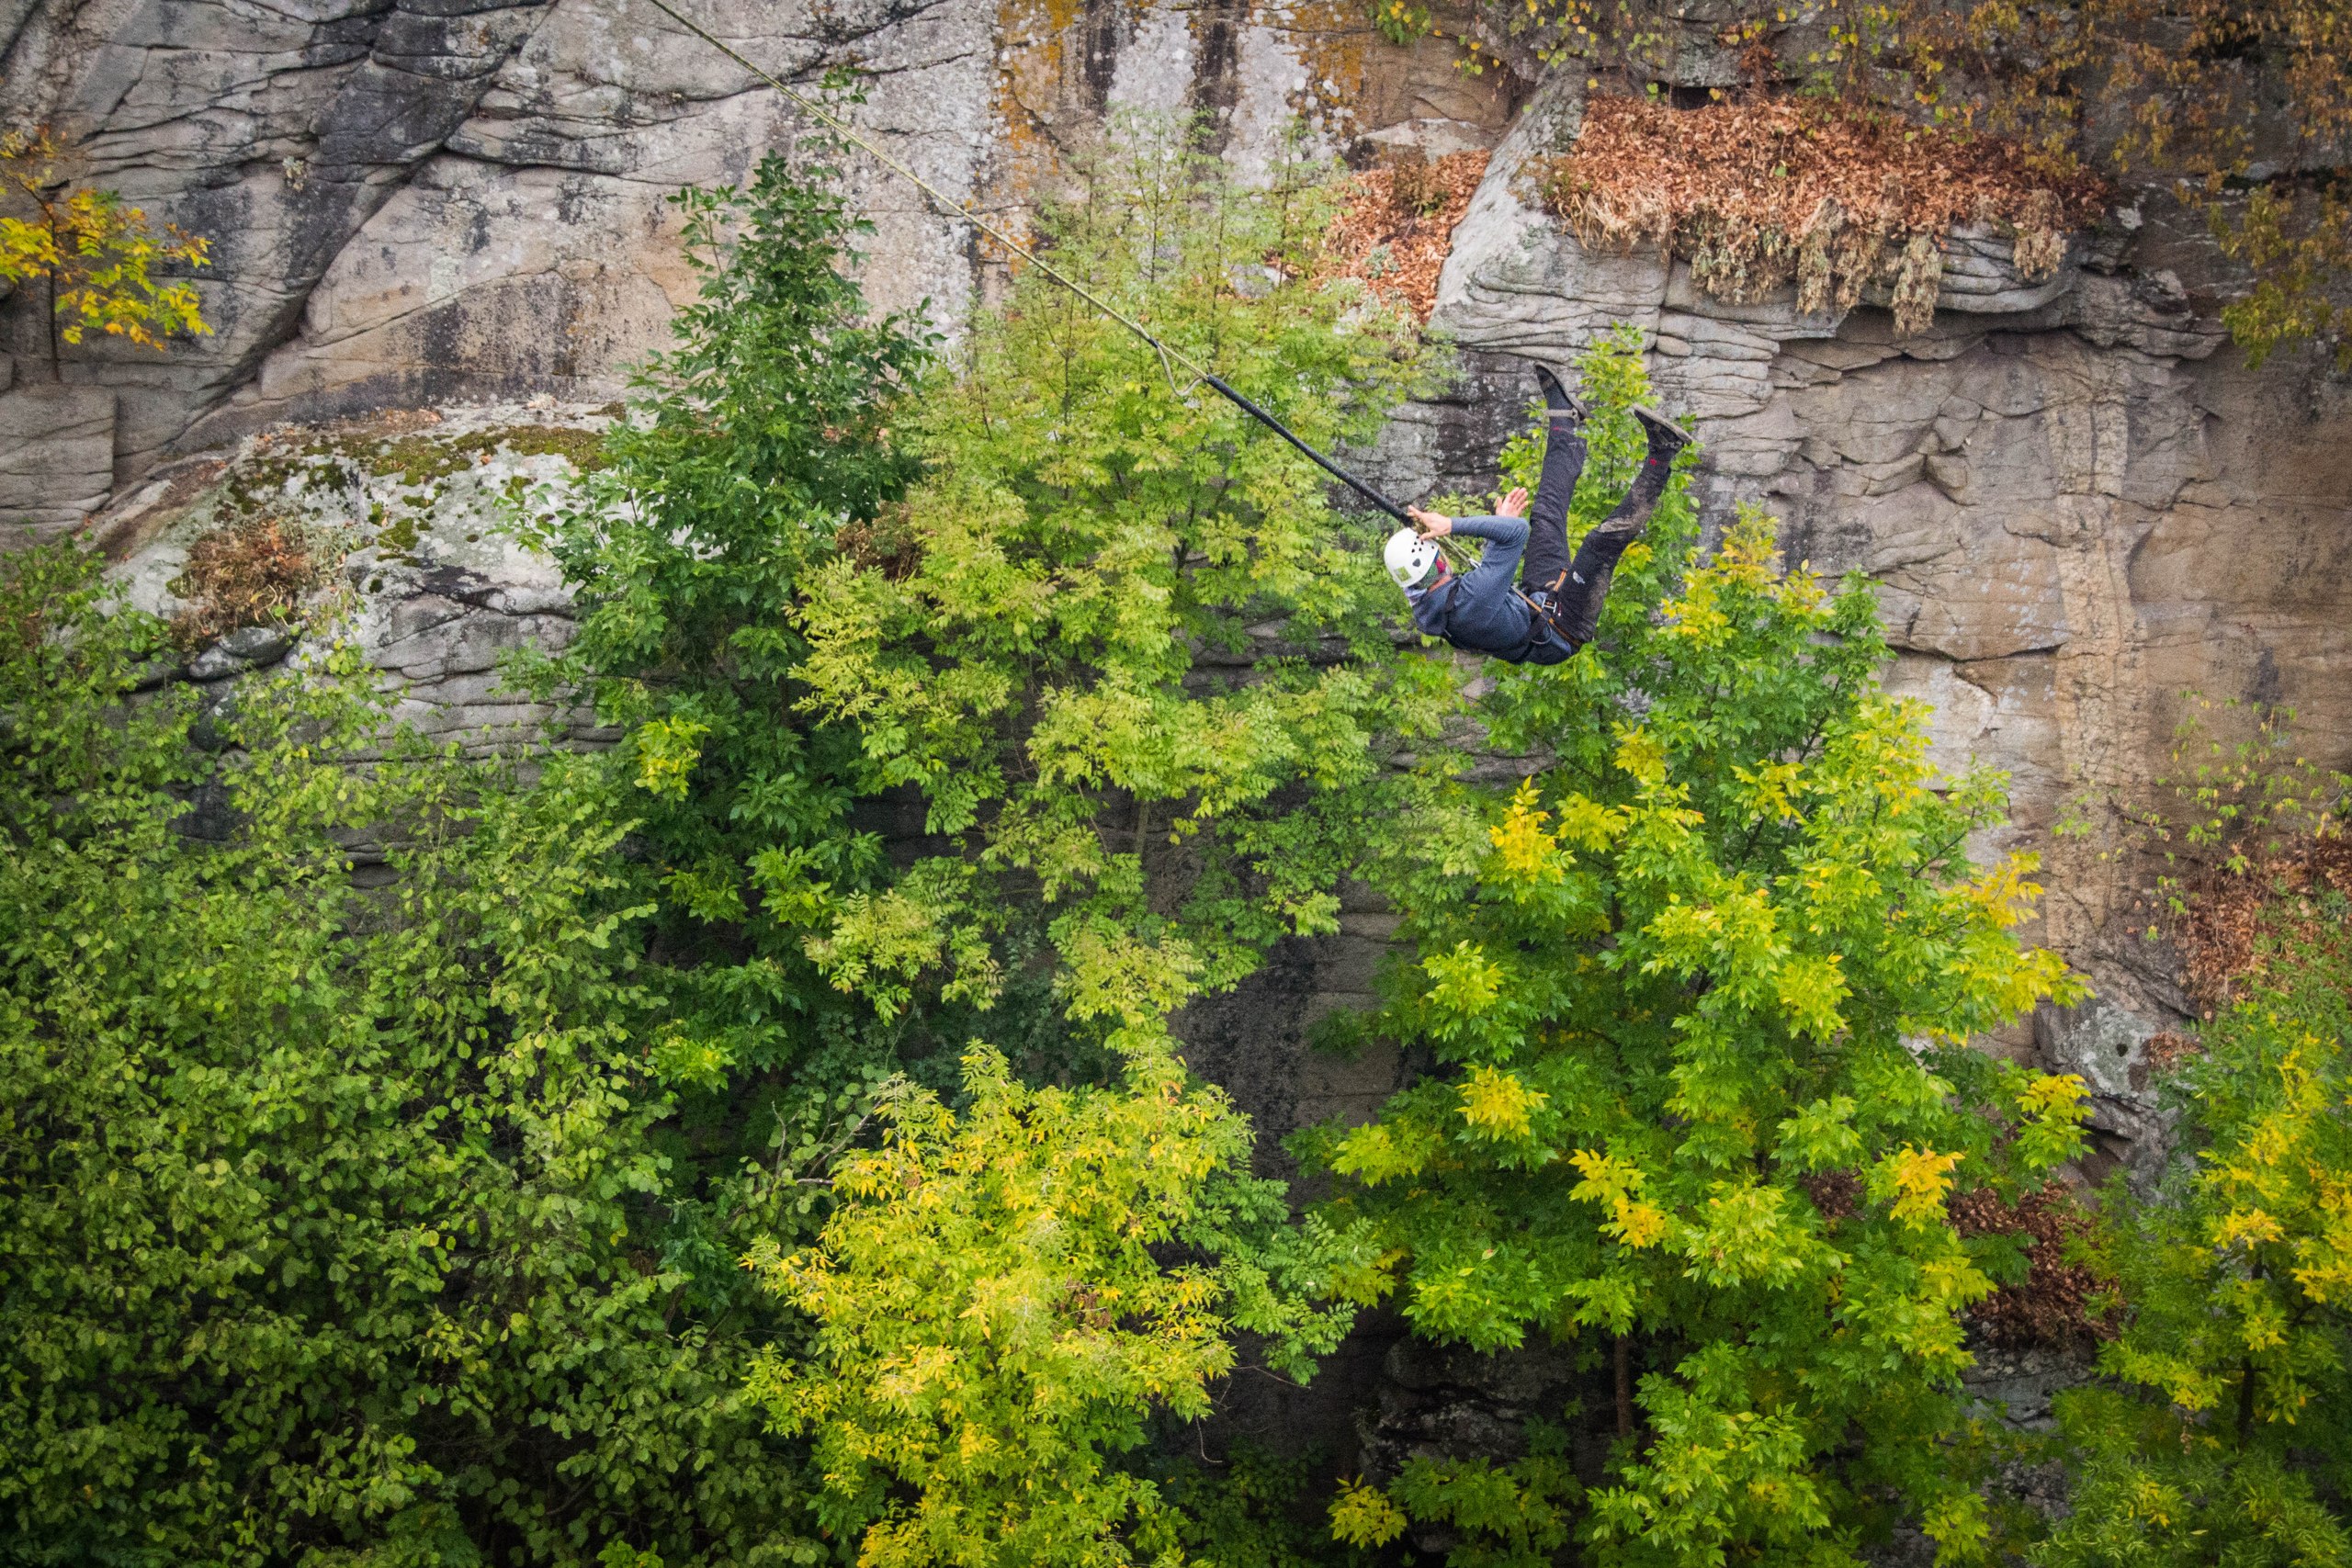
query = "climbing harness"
xmin=637 ymin=0 xmax=1428 ymax=536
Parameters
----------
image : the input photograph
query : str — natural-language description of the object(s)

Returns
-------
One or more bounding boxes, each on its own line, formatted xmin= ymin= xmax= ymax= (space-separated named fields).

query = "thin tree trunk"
xmin=43 ymin=242 xmax=60 ymax=381
xmin=1615 ymin=1334 xmax=1634 ymax=1438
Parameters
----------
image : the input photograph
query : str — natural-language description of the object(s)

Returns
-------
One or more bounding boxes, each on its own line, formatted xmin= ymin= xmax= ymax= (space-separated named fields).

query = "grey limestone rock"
xmin=0 ymin=385 xmax=116 ymax=541
xmin=187 ymin=623 xmax=296 ymax=680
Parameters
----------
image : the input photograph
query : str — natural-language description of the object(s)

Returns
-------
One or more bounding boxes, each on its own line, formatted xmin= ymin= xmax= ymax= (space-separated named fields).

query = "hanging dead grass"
xmin=1322 ymin=148 xmax=1489 ymax=325
xmin=1538 ymin=96 xmax=2107 ymax=335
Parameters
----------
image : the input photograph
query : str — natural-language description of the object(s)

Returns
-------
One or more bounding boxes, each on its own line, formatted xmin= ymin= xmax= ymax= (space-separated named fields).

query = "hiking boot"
xmin=1632 ymin=405 xmax=1690 ymax=464
xmin=1533 ymin=363 xmax=1589 ymax=424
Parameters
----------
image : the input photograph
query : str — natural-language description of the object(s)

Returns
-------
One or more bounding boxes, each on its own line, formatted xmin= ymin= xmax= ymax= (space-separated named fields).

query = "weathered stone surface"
xmin=107 ymin=401 xmax=617 ymax=755
xmin=5 ymin=0 xmax=1517 ymax=481
xmin=2037 ymin=994 xmax=2172 ymax=1183
xmin=0 ymin=383 xmax=115 ymax=541
xmin=187 ymin=623 xmax=295 ymax=680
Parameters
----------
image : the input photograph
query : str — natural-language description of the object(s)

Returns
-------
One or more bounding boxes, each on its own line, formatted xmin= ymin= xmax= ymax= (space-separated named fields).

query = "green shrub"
xmin=2039 ymin=840 xmax=2352 ymax=1568
xmin=1313 ymin=337 xmax=2091 ymax=1566
xmin=0 ymin=547 xmax=817 ymax=1564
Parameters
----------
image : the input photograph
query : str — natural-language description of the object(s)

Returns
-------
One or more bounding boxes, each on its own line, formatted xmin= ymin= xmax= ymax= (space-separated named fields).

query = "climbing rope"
xmin=637 ymin=0 xmax=1430 ymax=535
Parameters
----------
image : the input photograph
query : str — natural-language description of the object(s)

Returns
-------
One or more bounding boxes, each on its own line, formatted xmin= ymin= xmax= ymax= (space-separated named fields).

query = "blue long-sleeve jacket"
xmin=1403 ymin=516 xmax=1577 ymax=665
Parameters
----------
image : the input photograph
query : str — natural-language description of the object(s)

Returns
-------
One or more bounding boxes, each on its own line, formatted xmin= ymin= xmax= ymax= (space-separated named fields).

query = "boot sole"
xmin=1631 ymin=405 xmax=1690 ymax=453
xmin=1533 ymin=365 xmax=1589 ymax=423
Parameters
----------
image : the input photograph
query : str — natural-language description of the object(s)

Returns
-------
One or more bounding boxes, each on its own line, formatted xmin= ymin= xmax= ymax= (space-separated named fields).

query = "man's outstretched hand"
xmin=1408 ymin=506 xmax=1452 ymax=536
xmin=1496 ymin=487 xmax=1530 ymax=518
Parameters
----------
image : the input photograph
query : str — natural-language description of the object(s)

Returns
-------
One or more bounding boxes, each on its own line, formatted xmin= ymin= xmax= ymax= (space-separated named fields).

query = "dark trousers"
xmin=1519 ymin=420 xmax=1677 ymax=649
xmin=1519 ymin=423 xmax=1582 ymax=595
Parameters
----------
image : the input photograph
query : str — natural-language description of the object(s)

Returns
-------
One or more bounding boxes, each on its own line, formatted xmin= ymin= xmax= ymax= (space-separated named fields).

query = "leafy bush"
xmin=0 ymin=547 xmax=817 ymax=1564
xmin=1310 ymin=336 xmax=2091 ymax=1566
xmin=747 ymin=1044 xmax=1376 ymax=1568
xmin=2038 ymin=834 xmax=2352 ymax=1568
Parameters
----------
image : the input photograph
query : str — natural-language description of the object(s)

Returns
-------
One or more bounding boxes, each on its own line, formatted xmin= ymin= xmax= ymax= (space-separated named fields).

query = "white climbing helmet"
xmin=1385 ymin=527 xmax=1441 ymax=591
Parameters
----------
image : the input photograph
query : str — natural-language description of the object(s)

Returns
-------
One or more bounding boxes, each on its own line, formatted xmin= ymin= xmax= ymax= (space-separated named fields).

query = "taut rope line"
xmin=634 ymin=0 xmax=1434 ymax=536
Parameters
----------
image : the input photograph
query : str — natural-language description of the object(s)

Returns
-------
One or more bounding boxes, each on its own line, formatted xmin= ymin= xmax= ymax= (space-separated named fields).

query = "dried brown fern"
xmin=1321 ymin=149 xmax=1490 ymax=324
xmin=170 ymin=514 xmax=324 ymax=649
xmin=1538 ymin=96 xmax=2106 ymax=335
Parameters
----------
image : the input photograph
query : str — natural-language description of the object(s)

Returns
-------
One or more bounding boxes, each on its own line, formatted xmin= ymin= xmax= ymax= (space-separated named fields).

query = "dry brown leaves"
xmin=171 ymin=513 xmax=322 ymax=648
xmin=1950 ymin=1186 xmax=2118 ymax=1351
xmin=835 ymin=502 xmax=922 ymax=582
xmin=1538 ymin=96 xmax=2108 ymax=334
xmin=1322 ymin=148 xmax=1490 ymax=325
xmin=2172 ymin=836 xmax=2352 ymax=1015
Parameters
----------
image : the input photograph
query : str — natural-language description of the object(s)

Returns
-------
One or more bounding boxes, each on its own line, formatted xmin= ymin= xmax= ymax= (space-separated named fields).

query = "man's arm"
xmin=1448 ymin=515 xmax=1530 ymax=595
xmin=1448 ymin=515 xmax=1530 ymax=546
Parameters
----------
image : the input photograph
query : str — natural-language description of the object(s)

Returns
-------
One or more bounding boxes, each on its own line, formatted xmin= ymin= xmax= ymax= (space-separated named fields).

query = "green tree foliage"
xmin=572 ymin=118 xmax=1432 ymax=1568
xmin=746 ymin=1044 xmax=1374 ymax=1568
xmin=520 ymin=122 xmax=1435 ymax=1567
xmin=2038 ymin=840 xmax=2352 ymax=1568
xmin=783 ymin=118 xmax=1447 ymax=1011
xmin=523 ymin=138 xmax=933 ymax=1096
xmin=1 ymin=126 xmax=211 ymax=377
xmin=3 ymin=122 xmax=1425 ymax=1564
xmin=1311 ymin=338 xmax=2093 ymax=1567
xmin=525 ymin=116 xmax=1442 ymax=1180
xmin=0 ymin=547 xmax=815 ymax=1564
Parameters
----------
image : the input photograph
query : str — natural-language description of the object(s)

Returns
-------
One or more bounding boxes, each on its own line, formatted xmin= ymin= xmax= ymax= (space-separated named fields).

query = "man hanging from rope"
xmin=1385 ymin=366 xmax=1690 ymax=664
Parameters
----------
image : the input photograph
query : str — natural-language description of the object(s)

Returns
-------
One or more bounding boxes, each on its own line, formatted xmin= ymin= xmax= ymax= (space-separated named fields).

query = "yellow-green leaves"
xmin=1488 ymin=778 xmax=1572 ymax=887
xmin=1329 ymin=1117 xmax=1445 ymax=1187
xmin=1459 ymin=1064 xmax=1549 ymax=1142
xmin=2005 ymin=1068 xmax=2092 ymax=1176
xmin=1774 ymin=1095 xmax=1865 ymax=1171
xmin=2041 ymin=878 xmax=2352 ymax=1568
xmin=772 ymin=121 xmax=1438 ymax=1017
xmin=1569 ymin=1151 xmax=1670 ymax=1249
xmin=747 ymin=1044 xmax=1333 ymax=1568
xmin=1871 ymin=1144 xmax=1965 ymax=1230
xmin=1328 ymin=1478 xmax=1410 ymax=1547
xmin=805 ymin=866 xmax=1004 ymax=1021
xmin=1 ymin=130 xmax=211 ymax=364
xmin=630 ymin=715 xmax=710 ymax=798
xmin=1423 ymin=941 xmax=1506 ymax=1021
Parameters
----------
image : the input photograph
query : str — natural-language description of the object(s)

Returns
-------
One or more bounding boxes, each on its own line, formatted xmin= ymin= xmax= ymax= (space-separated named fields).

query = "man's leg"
xmin=1550 ymin=406 xmax=1690 ymax=648
xmin=1518 ymin=367 xmax=1587 ymax=601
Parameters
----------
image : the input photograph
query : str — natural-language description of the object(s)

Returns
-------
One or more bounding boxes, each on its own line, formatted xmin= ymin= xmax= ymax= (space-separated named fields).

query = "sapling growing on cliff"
xmin=0 ymin=127 xmax=210 ymax=377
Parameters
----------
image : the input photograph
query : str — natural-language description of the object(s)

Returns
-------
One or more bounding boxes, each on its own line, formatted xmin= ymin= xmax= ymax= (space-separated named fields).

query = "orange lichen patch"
xmin=1538 ymin=95 xmax=2108 ymax=333
xmin=1323 ymin=148 xmax=1487 ymax=323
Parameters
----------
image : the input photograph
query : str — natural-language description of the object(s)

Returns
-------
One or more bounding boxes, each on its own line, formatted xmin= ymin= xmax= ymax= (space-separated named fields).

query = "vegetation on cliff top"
xmin=1540 ymin=95 xmax=2106 ymax=333
xmin=1457 ymin=0 xmax=2352 ymax=363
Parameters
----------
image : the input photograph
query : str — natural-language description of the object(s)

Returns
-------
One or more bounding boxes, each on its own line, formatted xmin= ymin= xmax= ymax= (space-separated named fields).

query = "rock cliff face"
xmin=19 ymin=0 xmax=2352 ymax=1148
xmin=0 ymin=0 xmax=1514 ymax=527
